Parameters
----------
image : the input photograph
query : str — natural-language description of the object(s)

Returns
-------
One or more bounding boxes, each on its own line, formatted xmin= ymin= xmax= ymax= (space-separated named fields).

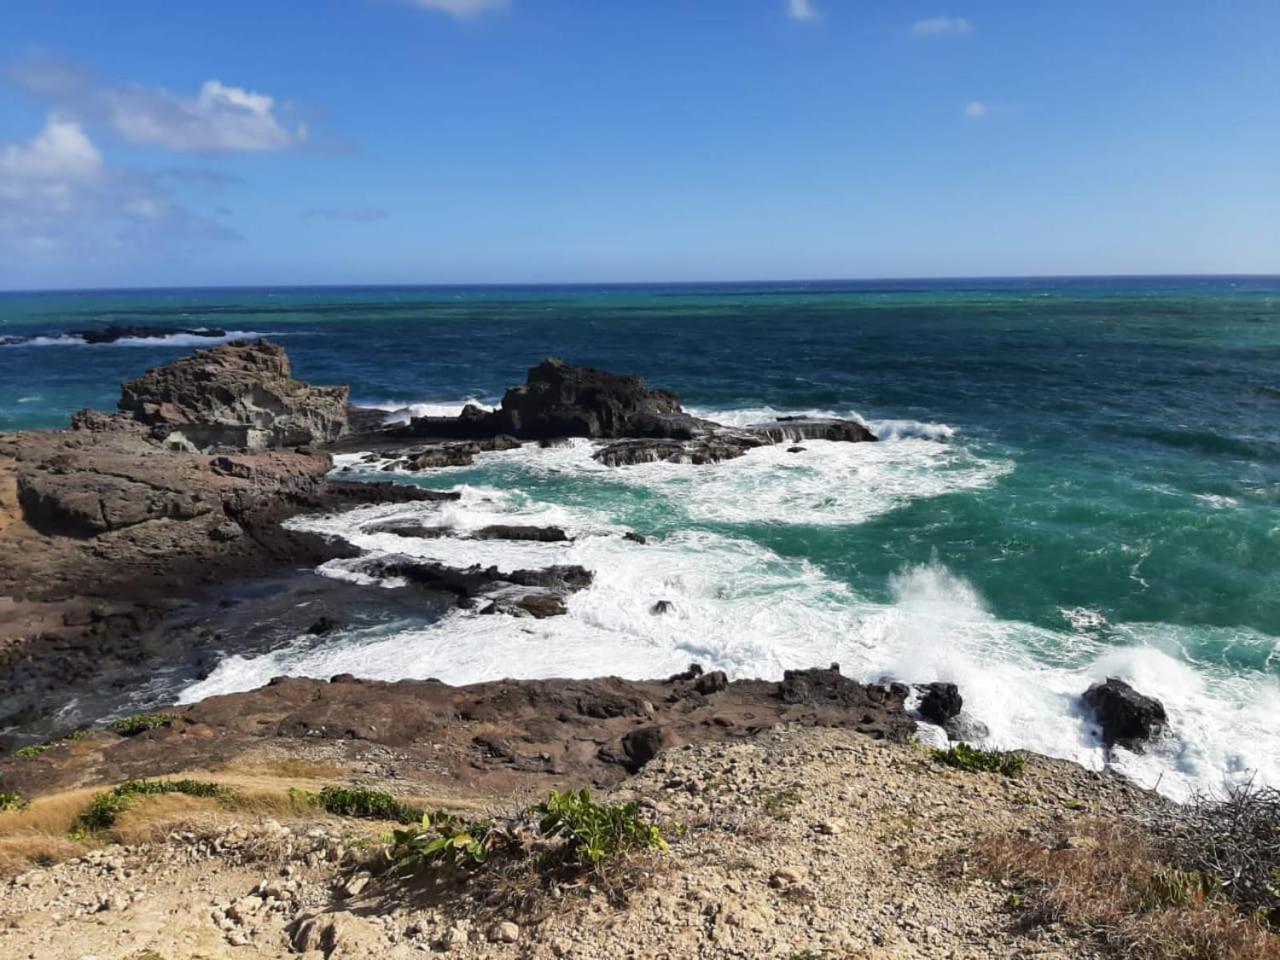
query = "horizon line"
xmin=3 ymin=272 xmax=1279 ymax=296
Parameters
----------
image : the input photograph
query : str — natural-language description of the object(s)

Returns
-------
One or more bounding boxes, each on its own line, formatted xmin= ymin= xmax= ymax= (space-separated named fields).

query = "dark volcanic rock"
xmin=75 ymin=325 xmax=228 ymax=344
xmin=118 ymin=339 xmax=349 ymax=451
xmin=1083 ymin=677 xmax=1168 ymax=750
xmin=915 ymin=682 xmax=963 ymax=725
xmin=403 ymin=357 xmax=690 ymax=441
xmin=472 ymin=525 xmax=569 ymax=542
xmin=0 ymin=665 xmax=917 ymax=798
xmin=746 ymin=417 xmax=877 ymax=445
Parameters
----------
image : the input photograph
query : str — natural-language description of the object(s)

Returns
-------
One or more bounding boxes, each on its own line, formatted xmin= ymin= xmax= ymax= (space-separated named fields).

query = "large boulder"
xmin=404 ymin=357 xmax=697 ymax=441
xmin=1083 ymin=677 xmax=1167 ymax=750
xmin=118 ymin=339 xmax=349 ymax=451
xmin=915 ymin=682 xmax=963 ymax=725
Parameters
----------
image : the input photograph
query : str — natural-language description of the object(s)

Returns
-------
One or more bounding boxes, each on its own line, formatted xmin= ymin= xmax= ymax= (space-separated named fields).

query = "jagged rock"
xmin=744 ymin=417 xmax=876 ymax=445
xmin=118 ymin=339 xmax=349 ymax=451
xmin=623 ymin=531 xmax=647 ymax=544
xmin=1083 ymin=677 xmax=1167 ymax=749
xmin=915 ymin=682 xmax=963 ymax=725
xmin=406 ymin=444 xmax=475 ymax=469
xmin=364 ymin=522 xmax=451 ymax=538
xmin=621 ymin=725 xmax=679 ymax=772
xmin=308 ymin=616 xmax=342 ymax=635
xmin=650 ymin=600 xmax=674 ymax=615
xmin=511 ymin=594 xmax=567 ymax=618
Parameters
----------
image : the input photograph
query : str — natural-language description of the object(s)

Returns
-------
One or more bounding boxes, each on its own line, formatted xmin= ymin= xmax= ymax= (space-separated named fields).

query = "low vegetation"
xmin=110 ymin=713 xmax=179 ymax=737
xmin=0 ymin=791 xmax=27 ymax=812
xmin=75 ymin=779 xmax=232 ymax=834
xmin=931 ymin=743 xmax=1025 ymax=776
xmin=975 ymin=799 xmax=1280 ymax=960
xmin=761 ymin=785 xmax=803 ymax=820
xmin=315 ymin=784 xmax=422 ymax=824
xmin=13 ymin=727 xmax=90 ymax=760
xmin=387 ymin=787 xmax=668 ymax=899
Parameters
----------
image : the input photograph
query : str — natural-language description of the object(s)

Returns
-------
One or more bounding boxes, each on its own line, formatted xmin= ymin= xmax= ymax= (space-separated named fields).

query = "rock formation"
xmin=118 ymin=339 xmax=349 ymax=451
xmin=1083 ymin=677 xmax=1168 ymax=750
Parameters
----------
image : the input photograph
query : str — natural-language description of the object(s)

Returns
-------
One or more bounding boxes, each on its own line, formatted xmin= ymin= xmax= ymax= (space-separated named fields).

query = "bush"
xmin=388 ymin=788 xmax=667 ymax=885
xmin=535 ymin=788 xmax=668 ymax=868
xmin=75 ymin=778 xmax=231 ymax=832
xmin=318 ymin=785 xmax=422 ymax=824
xmin=0 ymin=790 xmax=26 ymax=812
xmin=932 ymin=743 xmax=1025 ymax=777
xmin=14 ymin=744 xmax=49 ymax=760
xmin=110 ymin=713 xmax=179 ymax=737
xmin=761 ymin=786 xmax=803 ymax=820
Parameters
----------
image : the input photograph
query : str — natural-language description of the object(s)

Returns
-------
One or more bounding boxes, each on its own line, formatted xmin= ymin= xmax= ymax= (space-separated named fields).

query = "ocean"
xmin=2 ymin=278 xmax=1277 ymax=798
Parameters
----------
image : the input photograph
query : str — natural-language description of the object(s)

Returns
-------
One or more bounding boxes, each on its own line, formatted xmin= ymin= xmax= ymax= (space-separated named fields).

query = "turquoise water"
xmin=3 ymin=278 xmax=1278 ymax=795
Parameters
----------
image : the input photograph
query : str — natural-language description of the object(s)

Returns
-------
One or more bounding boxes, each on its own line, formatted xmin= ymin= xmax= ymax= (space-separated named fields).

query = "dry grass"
xmin=975 ymin=819 xmax=1280 ymax=960
xmin=0 ymin=787 xmax=99 ymax=874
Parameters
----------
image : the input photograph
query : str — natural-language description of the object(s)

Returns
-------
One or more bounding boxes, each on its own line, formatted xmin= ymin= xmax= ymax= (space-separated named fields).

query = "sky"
xmin=1 ymin=0 xmax=1277 ymax=289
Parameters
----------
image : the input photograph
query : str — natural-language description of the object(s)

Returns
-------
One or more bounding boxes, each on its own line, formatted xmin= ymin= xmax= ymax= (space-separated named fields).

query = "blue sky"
xmin=1 ymin=0 xmax=1277 ymax=289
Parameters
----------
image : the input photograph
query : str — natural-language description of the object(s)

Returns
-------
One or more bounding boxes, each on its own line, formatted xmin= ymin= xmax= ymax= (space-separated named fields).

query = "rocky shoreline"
xmin=0 ymin=338 xmax=1261 ymax=960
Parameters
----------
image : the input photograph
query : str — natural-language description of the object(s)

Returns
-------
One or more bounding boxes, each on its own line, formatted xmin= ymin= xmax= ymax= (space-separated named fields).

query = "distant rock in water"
xmin=1083 ymin=677 xmax=1168 ymax=750
xmin=118 ymin=339 xmax=349 ymax=451
xmin=0 ymin=325 xmax=229 ymax=346
xmin=75 ymin=325 xmax=229 ymax=344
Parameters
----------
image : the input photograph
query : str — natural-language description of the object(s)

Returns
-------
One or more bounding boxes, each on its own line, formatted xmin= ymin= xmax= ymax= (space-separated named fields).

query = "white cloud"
xmin=912 ymin=16 xmax=972 ymax=36
xmin=103 ymin=79 xmax=306 ymax=153
xmin=786 ymin=0 xmax=816 ymax=21
xmin=10 ymin=58 xmax=306 ymax=154
xmin=963 ymin=100 xmax=989 ymax=118
xmin=411 ymin=0 xmax=508 ymax=17
xmin=0 ymin=115 xmax=101 ymax=180
xmin=0 ymin=114 xmax=234 ymax=261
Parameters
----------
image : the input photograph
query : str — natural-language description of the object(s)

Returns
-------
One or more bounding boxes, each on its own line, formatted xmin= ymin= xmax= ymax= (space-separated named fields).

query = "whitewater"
xmin=180 ymin=406 xmax=1280 ymax=802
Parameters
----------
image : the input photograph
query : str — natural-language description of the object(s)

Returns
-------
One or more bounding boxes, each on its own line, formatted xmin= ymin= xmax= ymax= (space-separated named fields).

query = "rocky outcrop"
xmin=1 ymin=663 xmax=916 ymax=798
xmin=1083 ymin=677 xmax=1168 ymax=750
xmin=401 ymin=358 xmax=689 ymax=441
xmin=118 ymin=339 xmax=349 ymax=451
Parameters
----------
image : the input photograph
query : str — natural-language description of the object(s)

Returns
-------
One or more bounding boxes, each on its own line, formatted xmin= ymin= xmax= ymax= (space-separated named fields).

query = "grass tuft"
xmin=110 ymin=713 xmax=179 ymax=737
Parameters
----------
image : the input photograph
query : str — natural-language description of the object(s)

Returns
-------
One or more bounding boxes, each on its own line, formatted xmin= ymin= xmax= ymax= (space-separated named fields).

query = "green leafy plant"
xmin=1013 ymin=792 xmax=1039 ymax=806
xmin=14 ymin=744 xmax=50 ymax=760
xmin=110 ymin=713 xmax=179 ymax=737
xmin=75 ymin=778 xmax=231 ymax=833
xmin=318 ymin=785 xmax=421 ymax=824
xmin=535 ymin=788 xmax=668 ymax=867
xmin=0 ymin=790 xmax=27 ymax=812
xmin=390 ymin=810 xmax=500 ymax=873
xmin=931 ymin=743 xmax=1025 ymax=777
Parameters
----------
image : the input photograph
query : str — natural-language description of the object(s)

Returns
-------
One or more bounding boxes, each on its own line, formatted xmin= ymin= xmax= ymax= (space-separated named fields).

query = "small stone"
xmin=770 ymin=866 xmax=805 ymax=887
xmin=490 ymin=921 xmax=520 ymax=943
xmin=342 ymin=873 xmax=371 ymax=897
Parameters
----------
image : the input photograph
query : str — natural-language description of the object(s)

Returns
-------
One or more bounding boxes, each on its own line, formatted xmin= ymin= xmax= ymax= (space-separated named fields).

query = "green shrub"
xmin=110 ymin=713 xmax=179 ymax=737
xmin=0 ymin=790 xmax=27 ymax=812
xmin=14 ymin=743 xmax=50 ymax=760
xmin=75 ymin=778 xmax=231 ymax=833
xmin=932 ymin=743 xmax=1025 ymax=777
xmin=390 ymin=810 xmax=500 ymax=873
xmin=318 ymin=785 xmax=421 ymax=824
xmin=535 ymin=788 xmax=668 ymax=867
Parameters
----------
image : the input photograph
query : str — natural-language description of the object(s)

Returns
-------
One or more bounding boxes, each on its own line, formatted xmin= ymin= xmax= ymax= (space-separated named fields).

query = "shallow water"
xmin=3 ymin=278 xmax=1277 ymax=798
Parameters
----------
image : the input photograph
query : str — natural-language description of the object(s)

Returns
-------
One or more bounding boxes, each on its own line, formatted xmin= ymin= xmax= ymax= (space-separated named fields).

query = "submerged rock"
xmin=1083 ymin=677 xmax=1167 ymax=750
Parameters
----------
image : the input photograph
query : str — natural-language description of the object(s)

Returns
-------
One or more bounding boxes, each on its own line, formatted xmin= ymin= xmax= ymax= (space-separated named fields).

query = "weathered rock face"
xmin=1083 ymin=677 xmax=1168 ymax=750
xmin=118 ymin=339 xmax=349 ymax=451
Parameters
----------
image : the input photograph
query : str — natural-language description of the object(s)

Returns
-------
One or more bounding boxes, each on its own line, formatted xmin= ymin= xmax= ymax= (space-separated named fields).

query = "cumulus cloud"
xmin=303 ymin=207 xmax=388 ymax=222
xmin=963 ymin=100 xmax=989 ymax=118
xmin=912 ymin=16 xmax=972 ymax=36
xmin=410 ymin=0 xmax=508 ymax=17
xmin=786 ymin=0 xmax=816 ymax=21
xmin=0 ymin=114 xmax=235 ymax=261
xmin=10 ymin=57 xmax=306 ymax=153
